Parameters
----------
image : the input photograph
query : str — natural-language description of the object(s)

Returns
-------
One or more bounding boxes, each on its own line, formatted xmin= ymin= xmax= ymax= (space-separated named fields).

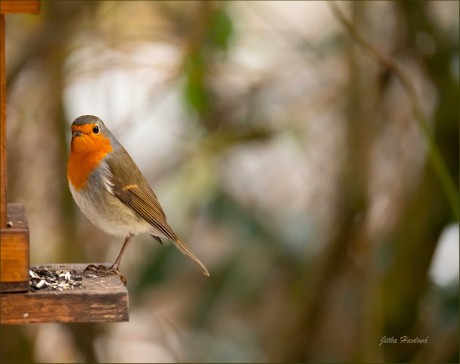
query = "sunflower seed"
xmin=29 ymin=267 xmax=83 ymax=291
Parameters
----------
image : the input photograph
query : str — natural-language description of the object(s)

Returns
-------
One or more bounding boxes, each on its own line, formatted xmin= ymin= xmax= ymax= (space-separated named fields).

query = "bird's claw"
xmin=84 ymin=264 xmax=109 ymax=275
xmin=84 ymin=264 xmax=127 ymax=285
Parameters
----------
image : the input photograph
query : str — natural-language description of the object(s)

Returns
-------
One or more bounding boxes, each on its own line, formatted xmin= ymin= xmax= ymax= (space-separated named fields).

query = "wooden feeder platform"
xmin=0 ymin=1 xmax=129 ymax=324
xmin=1 ymin=263 xmax=128 ymax=324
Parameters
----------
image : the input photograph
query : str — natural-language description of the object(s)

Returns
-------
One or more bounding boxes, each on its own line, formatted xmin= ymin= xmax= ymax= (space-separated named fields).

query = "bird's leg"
xmin=110 ymin=233 xmax=134 ymax=271
xmin=84 ymin=234 xmax=134 ymax=285
xmin=108 ymin=233 xmax=134 ymax=285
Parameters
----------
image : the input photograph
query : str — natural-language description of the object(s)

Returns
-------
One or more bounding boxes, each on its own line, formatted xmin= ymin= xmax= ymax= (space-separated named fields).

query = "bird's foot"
xmin=84 ymin=264 xmax=127 ymax=285
xmin=84 ymin=263 xmax=110 ymax=275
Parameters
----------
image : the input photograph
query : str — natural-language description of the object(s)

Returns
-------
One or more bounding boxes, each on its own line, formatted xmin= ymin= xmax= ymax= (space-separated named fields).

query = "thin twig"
xmin=329 ymin=2 xmax=459 ymax=220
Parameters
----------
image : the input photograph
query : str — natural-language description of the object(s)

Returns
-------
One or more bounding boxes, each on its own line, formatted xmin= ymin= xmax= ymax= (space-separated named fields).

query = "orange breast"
xmin=68 ymin=134 xmax=112 ymax=190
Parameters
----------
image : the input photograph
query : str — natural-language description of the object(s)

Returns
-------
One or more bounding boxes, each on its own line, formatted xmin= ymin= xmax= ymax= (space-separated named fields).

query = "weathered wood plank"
xmin=0 ymin=204 xmax=29 ymax=292
xmin=0 ymin=14 xmax=6 ymax=228
xmin=0 ymin=1 xmax=40 ymax=14
xmin=1 ymin=264 xmax=129 ymax=324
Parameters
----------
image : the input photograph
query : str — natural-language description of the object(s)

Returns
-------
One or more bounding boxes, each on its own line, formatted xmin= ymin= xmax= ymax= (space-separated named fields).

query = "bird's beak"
xmin=72 ymin=130 xmax=82 ymax=137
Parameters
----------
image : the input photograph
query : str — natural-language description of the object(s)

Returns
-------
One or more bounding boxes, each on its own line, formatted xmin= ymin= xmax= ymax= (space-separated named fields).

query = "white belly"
xmin=69 ymin=182 xmax=153 ymax=237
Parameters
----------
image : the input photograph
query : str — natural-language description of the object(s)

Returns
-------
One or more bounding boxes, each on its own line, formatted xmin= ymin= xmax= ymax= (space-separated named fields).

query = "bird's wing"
xmin=106 ymin=150 xmax=175 ymax=240
xmin=106 ymin=150 xmax=210 ymax=276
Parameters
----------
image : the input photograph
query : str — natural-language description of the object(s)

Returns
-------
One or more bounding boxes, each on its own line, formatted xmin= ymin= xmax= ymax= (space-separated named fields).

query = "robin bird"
xmin=67 ymin=115 xmax=210 ymax=283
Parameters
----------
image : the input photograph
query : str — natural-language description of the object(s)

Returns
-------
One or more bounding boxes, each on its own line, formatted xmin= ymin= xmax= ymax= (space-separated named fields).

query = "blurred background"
xmin=1 ymin=1 xmax=458 ymax=363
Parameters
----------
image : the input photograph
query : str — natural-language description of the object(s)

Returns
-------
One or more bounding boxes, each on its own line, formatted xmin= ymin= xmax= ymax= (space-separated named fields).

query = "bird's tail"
xmin=173 ymin=238 xmax=210 ymax=276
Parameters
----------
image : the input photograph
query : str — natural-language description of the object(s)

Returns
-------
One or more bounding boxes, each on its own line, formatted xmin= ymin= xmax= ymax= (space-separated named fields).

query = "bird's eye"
xmin=93 ymin=126 xmax=99 ymax=134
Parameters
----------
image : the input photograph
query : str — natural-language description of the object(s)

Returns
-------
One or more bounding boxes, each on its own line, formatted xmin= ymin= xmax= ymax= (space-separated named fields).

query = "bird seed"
xmin=29 ymin=266 xmax=83 ymax=291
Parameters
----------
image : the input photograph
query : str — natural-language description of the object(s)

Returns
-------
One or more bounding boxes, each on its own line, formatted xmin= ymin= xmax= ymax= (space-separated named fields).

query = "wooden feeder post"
xmin=0 ymin=1 xmax=40 ymax=293
xmin=1 ymin=1 xmax=129 ymax=324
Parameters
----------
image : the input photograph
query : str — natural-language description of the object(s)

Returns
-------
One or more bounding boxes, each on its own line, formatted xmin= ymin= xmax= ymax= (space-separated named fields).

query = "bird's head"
xmin=70 ymin=115 xmax=113 ymax=155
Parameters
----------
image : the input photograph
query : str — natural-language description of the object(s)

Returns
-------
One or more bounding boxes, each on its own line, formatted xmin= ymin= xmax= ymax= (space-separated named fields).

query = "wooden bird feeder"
xmin=0 ymin=1 xmax=128 ymax=324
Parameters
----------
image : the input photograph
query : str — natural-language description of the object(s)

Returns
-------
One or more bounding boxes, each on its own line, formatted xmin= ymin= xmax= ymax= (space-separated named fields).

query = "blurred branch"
xmin=285 ymin=4 xmax=382 ymax=361
xmin=329 ymin=2 xmax=459 ymax=221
